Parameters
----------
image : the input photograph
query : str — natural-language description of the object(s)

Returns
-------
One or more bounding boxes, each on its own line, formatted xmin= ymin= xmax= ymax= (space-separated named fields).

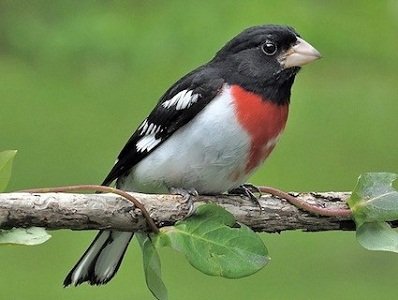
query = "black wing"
xmin=102 ymin=66 xmax=224 ymax=186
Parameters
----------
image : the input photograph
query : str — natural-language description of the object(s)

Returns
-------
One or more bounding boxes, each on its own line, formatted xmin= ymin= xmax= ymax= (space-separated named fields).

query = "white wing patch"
xmin=136 ymin=134 xmax=161 ymax=152
xmin=138 ymin=119 xmax=162 ymax=135
xmin=135 ymin=89 xmax=199 ymax=153
xmin=138 ymin=119 xmax=149 ymax=133
xmin=162 ymin=90 xmax=199 ymax=110
xmin=147 ymin=123 xmax=154 ymax=134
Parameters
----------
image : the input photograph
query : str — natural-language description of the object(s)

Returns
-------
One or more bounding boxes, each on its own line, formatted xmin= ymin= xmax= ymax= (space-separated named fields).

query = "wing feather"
xmin=102 ymin=67 xmax=224 ymax=186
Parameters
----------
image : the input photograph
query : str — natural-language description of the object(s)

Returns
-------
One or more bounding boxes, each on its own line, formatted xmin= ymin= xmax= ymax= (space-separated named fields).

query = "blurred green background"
xmin=0 ymin=1 xmax=397 ymax=299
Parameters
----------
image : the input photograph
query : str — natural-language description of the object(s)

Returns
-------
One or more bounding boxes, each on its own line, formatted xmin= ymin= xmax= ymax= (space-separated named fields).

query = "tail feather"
xmin=64 ymin=230 xmax=134 ymax=286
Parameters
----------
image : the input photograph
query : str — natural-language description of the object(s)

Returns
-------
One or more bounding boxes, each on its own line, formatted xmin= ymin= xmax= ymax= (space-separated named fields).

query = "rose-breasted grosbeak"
xmin=64 ymin=24 xmax=320 ymax=286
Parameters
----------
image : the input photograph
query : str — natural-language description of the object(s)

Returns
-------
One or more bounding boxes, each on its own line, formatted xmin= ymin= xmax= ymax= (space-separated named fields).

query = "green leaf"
xmin=357 ymin=222 xmax=398 ymax=253
xmin=0 ymin=150 xmax=17 ymax=192
xmin=348 ymin=172 xmax=398 ymax=226
xmin=137 ymin=233 xmax=168 ymax=300
xmin=0 ymin=227 xmax=51 ymax=245
xmin=158 ymin=204 xmax=269 ymax=278
xmin=348 ymin=173 xmax=398 ymax=254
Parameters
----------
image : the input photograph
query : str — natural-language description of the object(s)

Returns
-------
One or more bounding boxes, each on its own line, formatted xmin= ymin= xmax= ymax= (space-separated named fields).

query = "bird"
xmin=64 ymin=24 xmax=321 ymax=286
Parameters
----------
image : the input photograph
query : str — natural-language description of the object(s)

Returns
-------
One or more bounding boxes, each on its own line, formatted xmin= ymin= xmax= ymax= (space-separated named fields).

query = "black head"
xmin=211 ymin=25 xmax=320 ymax=104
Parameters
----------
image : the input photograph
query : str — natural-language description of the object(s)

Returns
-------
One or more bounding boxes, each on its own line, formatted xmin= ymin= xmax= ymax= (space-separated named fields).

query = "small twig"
xmin=20 ymin=185 xmax=159 ymax=233
xmin=258 ymin=186 xmax=352 ymax=218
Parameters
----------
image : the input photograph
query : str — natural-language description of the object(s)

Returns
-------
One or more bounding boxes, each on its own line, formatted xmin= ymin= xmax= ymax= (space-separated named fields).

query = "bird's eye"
xmin=261 ymin=41 xmax=277 ymax=55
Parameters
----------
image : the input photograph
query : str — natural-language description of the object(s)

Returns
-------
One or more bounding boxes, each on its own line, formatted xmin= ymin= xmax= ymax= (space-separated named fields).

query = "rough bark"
xmin=0 ymin=191 xmax=356 ymax=233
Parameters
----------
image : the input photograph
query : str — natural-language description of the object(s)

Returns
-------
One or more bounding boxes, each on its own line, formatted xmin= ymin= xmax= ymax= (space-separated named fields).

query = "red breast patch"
xmin=231 ymin=85 xmax=289 ymax=172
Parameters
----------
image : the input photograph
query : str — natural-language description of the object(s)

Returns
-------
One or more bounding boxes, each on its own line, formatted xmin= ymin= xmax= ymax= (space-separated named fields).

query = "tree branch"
xmin=0 ymin=191 xmax=358 ymax=233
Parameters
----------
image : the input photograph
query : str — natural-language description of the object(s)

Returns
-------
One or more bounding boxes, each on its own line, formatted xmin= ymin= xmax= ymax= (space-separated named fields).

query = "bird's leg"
xmin=168 ymin=187 xmax=198 ymax=217
xmin=228 ymin=183 xmax=262 ymax=209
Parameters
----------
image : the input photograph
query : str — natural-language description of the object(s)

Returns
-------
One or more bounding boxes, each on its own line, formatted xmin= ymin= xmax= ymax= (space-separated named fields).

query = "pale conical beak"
xmin=282 ymin=37 xmax=321 ymax=68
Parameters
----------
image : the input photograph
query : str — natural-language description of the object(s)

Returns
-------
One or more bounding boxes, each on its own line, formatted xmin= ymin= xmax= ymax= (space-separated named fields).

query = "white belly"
xmin=120 ymin=86 xmax=251 ymax=194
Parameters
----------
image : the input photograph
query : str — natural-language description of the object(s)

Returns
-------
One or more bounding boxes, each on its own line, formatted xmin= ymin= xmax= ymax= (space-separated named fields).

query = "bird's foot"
xmin=169 ymin=187 xmax=198 ymax=217
xmin=228 ymin=183 xmax=262 ymax=210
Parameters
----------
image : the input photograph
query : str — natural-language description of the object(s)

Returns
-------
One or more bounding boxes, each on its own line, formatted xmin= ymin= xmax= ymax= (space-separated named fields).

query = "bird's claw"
xmin=228 ymin=184 xmax=262 ymax=210
xmin=169 ymin=187 xmax=197 ymax=217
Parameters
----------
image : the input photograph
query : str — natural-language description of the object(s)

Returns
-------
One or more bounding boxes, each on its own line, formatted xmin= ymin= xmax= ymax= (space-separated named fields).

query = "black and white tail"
xmin=64 ymin=230 xmax=134 ymax=286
